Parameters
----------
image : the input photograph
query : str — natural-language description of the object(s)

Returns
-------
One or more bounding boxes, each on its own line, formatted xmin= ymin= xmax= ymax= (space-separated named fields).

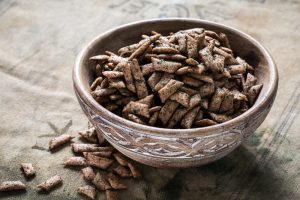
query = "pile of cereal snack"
xmin=89 ymin=28 xmax=263 ymax=128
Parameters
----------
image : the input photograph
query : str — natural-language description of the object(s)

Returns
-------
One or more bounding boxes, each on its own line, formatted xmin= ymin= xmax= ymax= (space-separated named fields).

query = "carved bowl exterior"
xmin=73 ymin=18 xmax=278 ymax=168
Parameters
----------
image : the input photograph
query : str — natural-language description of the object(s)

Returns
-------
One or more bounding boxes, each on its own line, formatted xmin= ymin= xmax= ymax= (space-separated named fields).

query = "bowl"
xmin=73 ymin=18 xmax=278 ymax=168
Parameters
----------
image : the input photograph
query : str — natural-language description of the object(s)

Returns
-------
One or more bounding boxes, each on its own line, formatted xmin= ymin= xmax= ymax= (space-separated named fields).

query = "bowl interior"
xmin=75 ymin=19 xmax=276 ymax=135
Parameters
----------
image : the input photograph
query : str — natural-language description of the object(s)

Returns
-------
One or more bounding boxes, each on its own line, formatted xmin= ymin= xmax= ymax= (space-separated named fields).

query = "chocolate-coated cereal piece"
xmin=0 ymin=181 xmax=26 ymax=191
xmin=78 ymin=185 xmax=97 ymax=200
xmin=21 ymin=163 xmax=35 ymax=177
xmin=37 ymin=175 xmax=62 ymax=192
xmin=49 ymin=134 xmax=74 ymax=151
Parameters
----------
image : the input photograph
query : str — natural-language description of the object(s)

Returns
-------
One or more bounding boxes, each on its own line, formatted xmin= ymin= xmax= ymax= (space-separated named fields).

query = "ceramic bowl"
xmin=73 ymin=18 xmax=278 ymax=168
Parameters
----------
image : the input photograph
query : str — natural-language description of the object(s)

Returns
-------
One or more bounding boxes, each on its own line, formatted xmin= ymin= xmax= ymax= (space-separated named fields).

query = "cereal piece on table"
xmin=141 ymin=63 xmax=155 ymax=76
xmin=189 ymin=94 xmax=202 ymax=108
xmin=167 ymin=107 xmax=190 ymax=128
xmin=64 ymin=157 xmax=87 ymax=167
xmin=72 ymin=143 xmax=97 ymax=153
xmin=182 ymin=76 xmax=203 ymax=87
xmin=106 ymin=190 xmax=119 ymax=200
xmin=199 ymin=83 xmax=215 ymax=97
xmin=79 ymin=127 xmax=98 ymax=143
xmin=0 ymin=181 xmax=26 ymax=191
xmin=247 ymin=84 xmax=263 ymax=106
xmin=88 ymin=150 xmax=114 ymax=158
xmin=209 ymin=112 xmax=232 ymax=123
xmin=209 ymin=88 xmax=226 ymax=112
xmin=91 ymin=77 xmax=103 ymax=91
xmin=169 ymin=91 xmax=190 ymax=107
xmin=49 ymin=134 xmax=74 ymax=151
xmin=186 ymin=35 xmax=198 ymax=58
xmin=113 ymin=165 xmax=132 ymax=178
xmin=37 ymin=175 xmax=62 ymax=192
xmin=147 ymin=72 xmax=162 ymax=90
xmin=148 ymin=111 xmax=159 ymax=126
xmin=153 ymin=72 xmax=174 ymax=91
xmin=20 ymin=163 xmax=35 ymax=177
xmin=181 ymin=106 xmax=200 ymax=128
xmin=158 ymin=100 xmax=179 ymax=125
xmin=219 ymin=90 xmax=234 ymax=113
xmin=107 ymin=173 xmax=127 ymax=190
xmin=89 ymin=54 xmax=110 ymax=62
xmin=158 ymin=79 xmax=184 ymax=103
xmin=127 ymin=114 xmax=145 ymax=124
xmin=82 ymin=167 xmax=95 ymax=182
xmin=151 ymin=57 xmax=182 ymax=73
xmin=78 ymin=185 xmax=97 ymax=200
xmin=130 ymin=59 xmax=148 ymax=99
xmin=113 ymin=152 xmax=129 ymax=166
xmin=85 ymin=153 xmax=113 ymax=170
xmin=137 ymin=94 xmax=154 ymax=106
xmin=72 ymin=144 xmax=114 ymax=153
xmin=92 ymin=172 xmax=111 ymax=190
xmin=128 ymin=163 xmax=142 ymax=178
xmin=152 ymin=47 xmax=179 ymax=54
xmin=123 ymin=101 xmax=150 ymax=118
xmin=194 ymin=119 xmax=218 ymax=127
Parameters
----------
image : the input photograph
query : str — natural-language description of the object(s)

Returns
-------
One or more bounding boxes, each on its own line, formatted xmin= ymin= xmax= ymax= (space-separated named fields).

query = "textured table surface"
xmin=0 ymin=0 xmax=300 ymax=199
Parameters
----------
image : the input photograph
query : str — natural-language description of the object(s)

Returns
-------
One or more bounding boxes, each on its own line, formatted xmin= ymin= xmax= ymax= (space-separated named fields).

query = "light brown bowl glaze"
xmin=73 ymin=18 xmax=278 ymax=168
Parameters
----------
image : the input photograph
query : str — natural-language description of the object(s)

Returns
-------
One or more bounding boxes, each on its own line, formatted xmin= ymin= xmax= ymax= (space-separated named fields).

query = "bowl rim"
xmin=73 ymin=18 xmax=278 ymax=137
